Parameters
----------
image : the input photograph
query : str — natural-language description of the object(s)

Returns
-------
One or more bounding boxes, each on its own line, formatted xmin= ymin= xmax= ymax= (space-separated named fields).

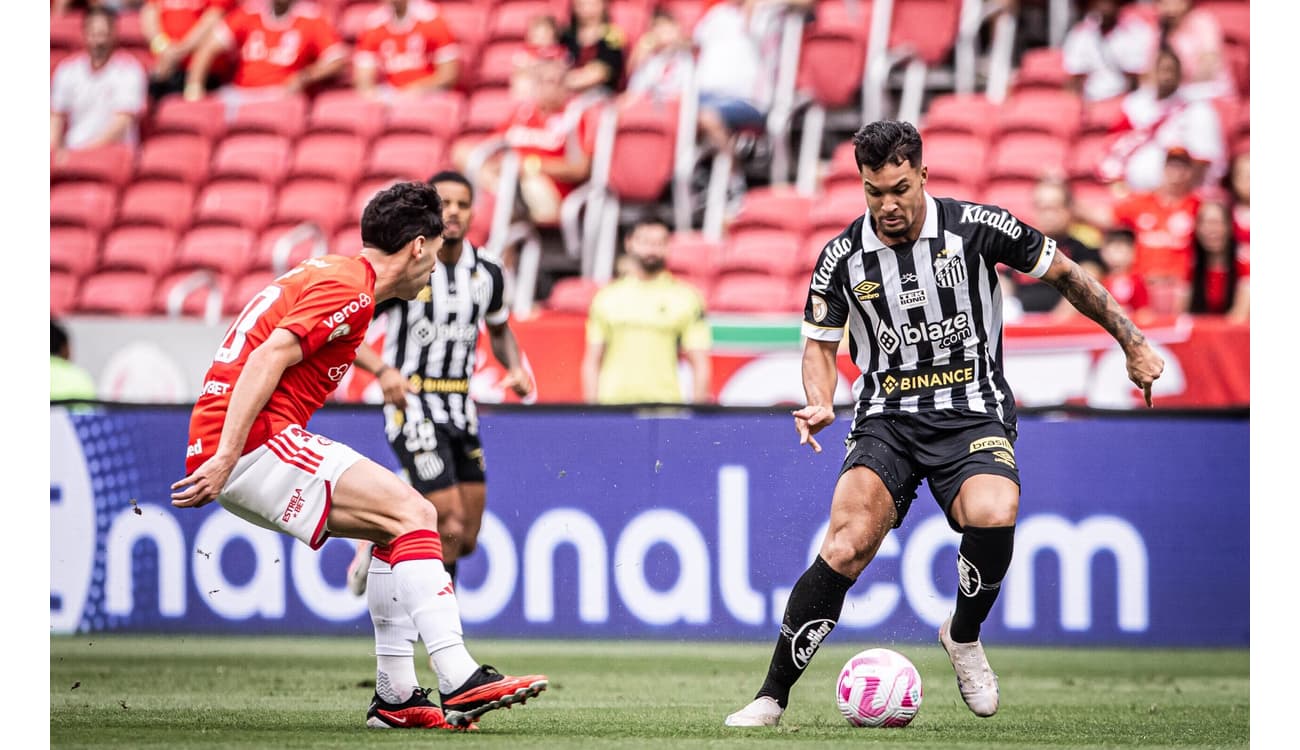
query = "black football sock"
xmin=949 ymin=525 xmax=1016 ymax=643
xmin=756 ymin=556 xmax=856 ymax=708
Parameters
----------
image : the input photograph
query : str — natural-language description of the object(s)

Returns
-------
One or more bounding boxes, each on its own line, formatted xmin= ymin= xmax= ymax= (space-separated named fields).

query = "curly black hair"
xmin=360 ymin=181 xmax=444 ymax=254
xmin=852 ymin=120 xmax=923 ymax=172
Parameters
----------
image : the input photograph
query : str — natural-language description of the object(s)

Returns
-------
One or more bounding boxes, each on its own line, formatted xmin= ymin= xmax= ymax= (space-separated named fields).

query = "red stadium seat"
xmin=224 ymin=270 xmax=280 ymax=316
xmin=797 ymin=1 xmax=870 ymax=109
xmin=729 ymin=186 xmax=813 ymax=239
xmin=116 ymin=180 xmax=196 ymax=232
xmin=666 ymin=232 xmax=723 ymax=280
xmin=339 ymin=2 xmax=382 ymax=41
xmin=921 ymin=132 xmax=989 ymax=192
xmin=1200 ymin=1 xmax=1249 ymax=48
xmin=808 ymin=187 xmax=864 ymax=239
xmin=1224 ymin=42 xmax=1249 ymax=95
xmin=1067 ymin=133 xmax=1114 ymax=182
xmin=607 ymin=97 xmax=678 ymax=203
xmin=889 ymin=0 xmax=961 ymax=65
xmin=193 ymin=180 xmax=276 ymax=230
xmin=921 ymin=93 xmax=1000 ymax=140
xmin=289 ymin=133 xmax=369 ymax=184
xmin=153 ymin=269 xmax=233 ymax=319
xmin=797 ymin=233 xmax=828 ymax=276
xmin=307 ymin=89 xmax=388 ymax=140
xmin=351 ymin=177 xmax=401 ymax=217
xmin=437 ymin=3 xmax=488 ymax=47
xmin=52 ymin=144 xmax=135 ymax=186
xmin=924 ymin=176 xmax=973 ymax=201
xmin=51 ymin=270 xmax=80 ymax=317
xmin=475 ymin=40 xmax=526 ymax=89
xmin=135 ymin=134 xmax=212 ymax=184
xmin=271 ymin=179 xmax=351 ymax=234
xmin=50 ymin=48 xmax=72 ymax=74
xmin=365 ymin=134 xmax=447 ymax=181
xmin=210 ymin=134 xmax=293 ymax=184
xmin=173 ymin=226 xmax=256 ymax=276
xmin=719 ymin=230 xmax=805 ymax=277
xmin=226 ymin=95 xmax=308 ymax=139
xmin=987 ymin=133 xmax=1069 ymax=182
xmin=610 ymin=0 xmax=650 ymax=47
xmin=116 ymin=11 xmax=147 ymax=49
xmin=709 ymin=272 xmax=799 ymax=314
xmin=1070 ymin=179 xmax=1120 ymax=224
xmin=51 ymin=182 xmax=118 ymax=232
xmin=1082 ymin=95 xmax=1126 ymax=134
xmin=51 ymin=12 xmax=84 ymax=50
xmin=661 ymin=0 xmax=706 ymax=34
xmin=996 ymin=90 xmax=1083 ymax=139
xmin=99 ymin=226 xmax=178 ymax=275
xmin=1013 ymin=47 xmax=1069 ymax=92
xmin=459 ymin=87 xmax=518 ymax=137
xmin=488 ymin=2 xmax=559 ymax=43
xmin=543 ymin=275 xmax=602 ymax=314
xmin=823 ymin=140 xmax=862 ymax=192
xmin=251 ymin=225 xmax=331 ymax=274
xmin=385 ymin=92 xmax=466 ymax=139
xmin=150 ymin=97 xmax=227 ymax=140
xmin=75 ymin=271 xmax=158 ymax=316
xmin=51 ymin=226 xmax=100 ymax=277
xmin=332 ymin=223 xmax=362 ymax=256
xmin=978 ymin=181 xmax=1038 ymax=223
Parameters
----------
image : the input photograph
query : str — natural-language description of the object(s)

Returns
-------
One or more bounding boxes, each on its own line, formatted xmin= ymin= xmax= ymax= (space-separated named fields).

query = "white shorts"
xmin=217 ymin=424 xmax=365 ymax=549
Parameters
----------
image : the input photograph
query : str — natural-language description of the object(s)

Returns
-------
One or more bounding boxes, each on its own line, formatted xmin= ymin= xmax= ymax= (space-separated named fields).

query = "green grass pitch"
xmin=50 ymin=636 xmax=1248 ymax=748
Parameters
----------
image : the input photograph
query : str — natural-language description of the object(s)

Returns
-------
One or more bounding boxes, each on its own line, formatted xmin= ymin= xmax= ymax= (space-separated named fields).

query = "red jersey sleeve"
xmin=309 ymin=15 xmax=347 ymax=64
xmin=426 ymin=15 xmax=459 ymax=62
xmin=278 ymin=279 xmax=375 ymax=359
xmin=354 ymin=25 xmax=381 ymax=67
xmin=220 ymin=8 xmax=252 ymax=47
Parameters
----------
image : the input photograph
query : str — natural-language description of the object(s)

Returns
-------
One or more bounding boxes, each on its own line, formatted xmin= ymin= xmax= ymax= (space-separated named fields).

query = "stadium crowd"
xmin=51 ymin=0 xmax=1249 ymax=325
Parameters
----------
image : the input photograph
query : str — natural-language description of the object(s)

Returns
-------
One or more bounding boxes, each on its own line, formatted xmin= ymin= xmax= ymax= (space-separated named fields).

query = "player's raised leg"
xmin=329 ymin=457 xmax=548 ymax=727
xmin=726 ymin=466 xmax=896 ymax=727
xmin=938 ymin=474 xmax=1019 ymax=718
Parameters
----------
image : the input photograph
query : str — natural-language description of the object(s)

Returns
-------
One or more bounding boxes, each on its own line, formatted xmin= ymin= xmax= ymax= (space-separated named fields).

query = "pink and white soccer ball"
xmin=836 ymin=648 xmax=923 ymax=727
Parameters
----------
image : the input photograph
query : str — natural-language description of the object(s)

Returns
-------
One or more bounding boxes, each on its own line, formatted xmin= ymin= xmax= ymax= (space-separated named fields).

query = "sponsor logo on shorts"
xmin=844 ymin=437 xmax=857 ymax=456
xmin=201 ymin=380 xmax=230 ymax=396
xmin=327 ymin=364 xmax=351 ymax=382
xmin=961 ymin=204 xmax=1023 ymax=240
xmin=853 ymin=279 xmax=881 ymax=301
xmin=468 ymin=447 xmax=485 ymax=472
xmin=969 ymin=437 xmax=1013 ymax=454
xmin=878 ymin=361 xmax=975 ymax=396
xmin=282 ymin=488 xmax=305 ymax=523
xmin=992 ymin=450 xmax=1016 ymax=468
xmin=810 ymin=294 xmax=829 ymax=322
xmin=898 ymin=289 xmax=928 ymax=310
xmin=791 ymin=618 xmax=836 ymax=669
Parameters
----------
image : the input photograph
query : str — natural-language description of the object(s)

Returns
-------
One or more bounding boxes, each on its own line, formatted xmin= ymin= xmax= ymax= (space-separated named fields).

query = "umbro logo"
xmin=853 ymin=280 xmax=880 ymax=301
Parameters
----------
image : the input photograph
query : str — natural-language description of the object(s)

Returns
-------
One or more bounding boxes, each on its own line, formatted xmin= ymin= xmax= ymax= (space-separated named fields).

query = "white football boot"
xmin=724 ymin=696 xmax=784 ymax=727
xmin=939 ymin=613 xmax=1000 ymax=717
xmin=346 ymin=541 xmax=373 ymax=597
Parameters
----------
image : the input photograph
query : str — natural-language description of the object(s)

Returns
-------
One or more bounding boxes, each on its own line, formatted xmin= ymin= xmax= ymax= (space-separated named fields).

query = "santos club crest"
xmin=934 ymin=249 xmax=967 ymax=288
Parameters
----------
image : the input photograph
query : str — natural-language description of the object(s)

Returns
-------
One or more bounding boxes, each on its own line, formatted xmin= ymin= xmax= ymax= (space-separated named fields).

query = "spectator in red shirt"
xmin=1224 ymin=150 xmax=1249 ymax=260
xmin=510 ymin=13 xmax=562 ymax=101
xmin=140 ymin=0 xmax=234 ymax=98
xmin=353 ymin=0 xmax=461 ymax=98
xmin=1184 ymin=199 xmax=1248 ymax=321
xmin=1099 ymin=228 xmax=1151 ymax=317
xmin=1112 ymin=145 xmax=1201 ymax=312
xmin=560 ymin=0 xmax=627 ymax=100
xmin=51 ymin=7 xmax=147 ymax=155
xmin=184 ymin=0 xmax=347 ymax=104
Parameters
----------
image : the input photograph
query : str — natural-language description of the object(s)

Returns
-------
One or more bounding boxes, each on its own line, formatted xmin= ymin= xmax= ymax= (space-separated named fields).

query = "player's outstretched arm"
xmin=171 ymin=329 xmax=304 ymax=507
xmin=488 ymin=321 xmax=533 ymax=397
xmin=1041 ymin=252 xmax=1165 ymax=406
xmin=793 ymin=338 xmax=839 ymax=452
xmin=353 ymin=341 xmax=413 ymax=407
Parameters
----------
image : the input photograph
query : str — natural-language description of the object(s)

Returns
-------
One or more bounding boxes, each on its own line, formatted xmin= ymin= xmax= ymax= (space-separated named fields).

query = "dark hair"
xmin=1103 ymin=227 xmax=1136 ymax=246
xmin=83 ymin=6 xmax=118 ymax=26
xmin=629 ymin=216 xmax=670 ymax=234
xmin=52 ymin=320 xmax=70 ymax=357
xmin=1188 ymin=201 xmax=1239 ymax=314
xmin=852 ymin=120 xmax=923 ymax=172
xmin=428 ymin=170 xmax=474 ymax=203
xmin=1154 ymin=44 xmax=1182 ymax=77
xmin=361 ymin=182 xmax=444 ymax=254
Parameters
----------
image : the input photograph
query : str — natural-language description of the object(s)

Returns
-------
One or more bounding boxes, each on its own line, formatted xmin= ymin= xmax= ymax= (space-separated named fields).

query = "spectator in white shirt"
xmin=50 ymin=7 xmax=147 ymax=155
xmin=1062 ymin=0 xmax=1158 ymax=102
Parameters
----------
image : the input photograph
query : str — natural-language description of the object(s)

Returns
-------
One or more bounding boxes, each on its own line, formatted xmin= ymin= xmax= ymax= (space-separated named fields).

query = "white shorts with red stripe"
xmin=217 ymin=424 xmax=364 ymax=549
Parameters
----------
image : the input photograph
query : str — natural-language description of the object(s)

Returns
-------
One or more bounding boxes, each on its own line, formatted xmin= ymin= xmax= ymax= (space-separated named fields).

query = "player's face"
xmin=434 ymin=181 xmax=473 ymax=243
xmin=626 ymin=223 xmax=669 ymax=272
xmin=396 ymin=235 xmax=442 ymax=299
xmin=861 ymin=160 xmax=927 ymax=242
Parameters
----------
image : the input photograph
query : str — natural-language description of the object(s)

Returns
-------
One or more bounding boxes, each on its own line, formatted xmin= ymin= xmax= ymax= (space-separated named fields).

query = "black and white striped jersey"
xmin=802 ymin=193 xmax=1057 ymax=430
xmin=378 ymin=243 xmax=508 ymax=433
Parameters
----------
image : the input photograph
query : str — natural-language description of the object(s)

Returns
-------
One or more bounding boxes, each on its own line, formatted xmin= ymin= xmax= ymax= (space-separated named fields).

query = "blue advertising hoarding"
xmin=50 ymin=405 xmax=1249 ymax=646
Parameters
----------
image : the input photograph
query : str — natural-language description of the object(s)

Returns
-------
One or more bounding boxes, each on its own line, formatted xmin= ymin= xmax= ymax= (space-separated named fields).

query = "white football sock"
xmin=390 ymin=557 xmax=479 ymax=694
xmin=366 ymin=557 xmax=419 ymax=703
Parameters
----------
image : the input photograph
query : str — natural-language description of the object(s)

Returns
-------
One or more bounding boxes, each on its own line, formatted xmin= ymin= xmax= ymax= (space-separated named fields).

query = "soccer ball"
xmin=835 ymin=648 xmax=923 ymax=727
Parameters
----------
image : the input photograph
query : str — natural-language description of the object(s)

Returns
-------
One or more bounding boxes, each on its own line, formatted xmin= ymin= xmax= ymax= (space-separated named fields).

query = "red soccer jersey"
xmin=216 ymin=1 xmax=346 ymax=88
xmin=353 ymin=0 xmax=459 ymax=88
xmin=1103 ymin=271 xmax=1151 ymax=314
xmin=186 ymin=255 xmax=376 ymax=473
xmin=499 ymin=100 xmax=595 ymax=197
xmin=150 ymin=0 xmax=236 ymax=44
xmin=1112 ymin=190 xmax=1200 ymax=280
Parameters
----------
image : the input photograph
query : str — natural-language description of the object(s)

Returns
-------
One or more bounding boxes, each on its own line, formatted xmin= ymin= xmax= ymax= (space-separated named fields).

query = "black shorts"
xmin=839 ymin=413 xmax=1020 ymax=532
xmin=388 ymin=417 xmax=486 ymax=495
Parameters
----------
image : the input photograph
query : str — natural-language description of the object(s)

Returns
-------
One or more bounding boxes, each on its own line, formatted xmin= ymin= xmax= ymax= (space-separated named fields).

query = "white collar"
xmin=861 ymin=192 xmax=938 ymax=252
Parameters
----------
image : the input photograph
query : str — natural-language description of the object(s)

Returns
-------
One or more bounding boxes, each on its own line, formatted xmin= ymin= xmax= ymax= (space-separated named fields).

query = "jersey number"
xmin=214 ymin=285 xmax=282 ymax=363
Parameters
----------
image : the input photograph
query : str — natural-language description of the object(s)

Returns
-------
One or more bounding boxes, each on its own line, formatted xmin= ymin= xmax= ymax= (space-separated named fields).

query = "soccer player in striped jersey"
xmin=172 ymin=182 xmax=546 ymax=730
xmin=725 ymin=121 xmax=1165 ymax=727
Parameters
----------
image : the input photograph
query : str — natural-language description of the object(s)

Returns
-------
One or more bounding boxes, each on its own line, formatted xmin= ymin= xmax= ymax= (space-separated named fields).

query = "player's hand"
xmin=378 ymin=367 xmax=415 ymax=407
xmin=792 ymin=404 xmax=835 ymax=453
xmin=170 ymin=452 xmax=237 ymax=508
xmin=499 ymin=367 xmax=534 ymax=398
xmin=1125 ymin=340 xmax=1165 ymax=407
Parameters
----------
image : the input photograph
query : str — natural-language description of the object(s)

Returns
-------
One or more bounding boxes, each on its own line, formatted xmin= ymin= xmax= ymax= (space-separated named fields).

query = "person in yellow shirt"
xmin=50 ymin=320 xmax=96 ymax=402
xmin=582 ymin=218 xmax=712 ymax=404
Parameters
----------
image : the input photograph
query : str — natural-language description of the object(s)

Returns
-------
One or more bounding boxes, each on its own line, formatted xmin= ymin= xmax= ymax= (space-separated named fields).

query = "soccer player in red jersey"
xmin=171 ymin=182 xmax=548 ymax=730
xmin=353 ymin=0 xmax=461 ymax=96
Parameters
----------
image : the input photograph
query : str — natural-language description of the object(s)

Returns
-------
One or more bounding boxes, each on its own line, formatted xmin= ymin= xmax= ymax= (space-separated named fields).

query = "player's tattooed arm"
xmin=1043 ymin=253 xmax=1147 ymax=351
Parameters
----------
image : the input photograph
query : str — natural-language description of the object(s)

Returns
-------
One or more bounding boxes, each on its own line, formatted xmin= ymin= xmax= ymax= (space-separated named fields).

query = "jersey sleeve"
xmin=801 ymin=239 xmax=851 ymax=342
xmin=678 ymin=286 xmax=711 ymax=352
xmin=278 ymin=278 xmax=374 ymax=359
xmin=353 ymin=27 xmax=381 ymax=68
xmin=482 ymin=260 xmax=509 ymax=326
xmin=426 ymin=16 xmax=460 ymax=63
xmin=309 ymin=15 xmax=347 ymax=65
xmin=51 ymin=62 xmax=73 ymax=114
xmin=980 ymin=205 xmax=1058 ymax=279
xmin=112 ymin=60 xmax=147 ymax=117
xmin=214 ymin=9 xmax=247 ymax=48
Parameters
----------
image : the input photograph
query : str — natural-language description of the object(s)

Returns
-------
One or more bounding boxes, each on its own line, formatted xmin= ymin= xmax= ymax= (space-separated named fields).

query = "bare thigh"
xmin=456 ymin=481 xmax=486 ymax=555
xmin=817 ymin=466 xmax=900 ymax=580
xmin=327 ymin=457 xmax=438 ymax=544
xmin=950 ymin=474 xmax=1020 ymax=530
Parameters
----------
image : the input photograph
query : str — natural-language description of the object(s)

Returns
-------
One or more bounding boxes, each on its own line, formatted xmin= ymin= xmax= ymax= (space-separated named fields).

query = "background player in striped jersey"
xmin=726 ymin=120 xmax=1165 ymax=727
xmin=348 ymin=170 xmax=531 ymax=597
xmin=171 ymin=182 xmax=547 ymax=731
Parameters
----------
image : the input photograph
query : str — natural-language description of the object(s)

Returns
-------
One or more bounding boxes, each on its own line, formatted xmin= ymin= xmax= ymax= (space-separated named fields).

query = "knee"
xmin=820 ymin=529 xmax=871 ymax=579
xmin=393 ymin=490 xmax=439 ymax=535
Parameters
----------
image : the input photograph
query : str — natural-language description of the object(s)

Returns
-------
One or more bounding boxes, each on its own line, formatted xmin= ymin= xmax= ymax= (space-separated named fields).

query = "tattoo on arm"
xmin=1047 ymin=263 xmax=1147 ymax=351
